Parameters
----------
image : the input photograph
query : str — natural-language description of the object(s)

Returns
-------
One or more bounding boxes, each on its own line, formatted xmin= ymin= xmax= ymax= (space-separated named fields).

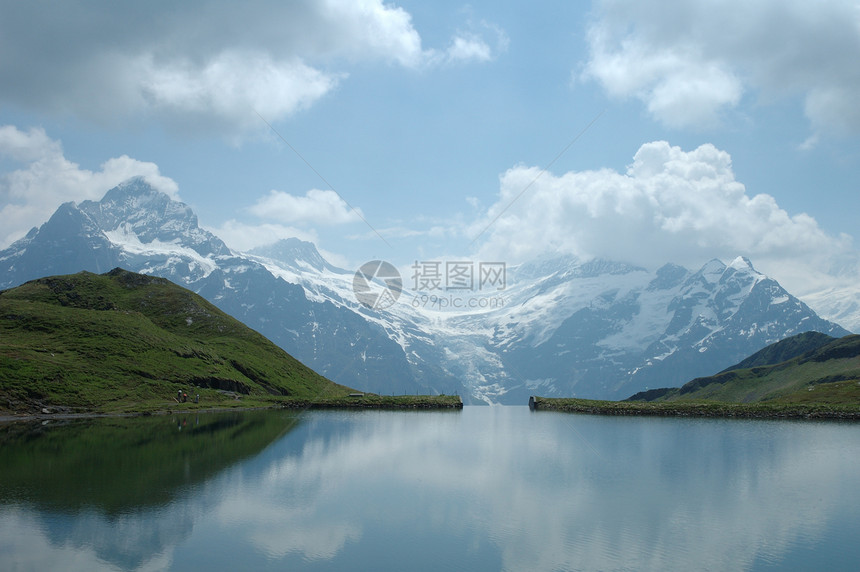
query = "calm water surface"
xmin=1 ymin=406 xmax=858 ymax=571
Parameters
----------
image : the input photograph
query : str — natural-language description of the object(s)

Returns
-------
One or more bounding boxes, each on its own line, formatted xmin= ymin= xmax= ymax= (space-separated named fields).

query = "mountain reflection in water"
xmin=1 ymin=407 xmax=858 ymax=571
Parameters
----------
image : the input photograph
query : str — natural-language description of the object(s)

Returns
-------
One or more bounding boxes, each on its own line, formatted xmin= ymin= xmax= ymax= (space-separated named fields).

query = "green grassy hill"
xmin=627 ymin=333 xmax=860 ymax=405
xmin=0 ymin=268 xmax=352 ymax=414
xmin=718 ymin=330 xmax=836 ymax=373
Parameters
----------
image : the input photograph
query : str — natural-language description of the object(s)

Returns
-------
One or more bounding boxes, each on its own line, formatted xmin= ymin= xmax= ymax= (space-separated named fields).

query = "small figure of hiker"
xmin=177 ymin=390 xmax=182 ymax=403
xmin=182 ymin=391 xmax=188 ymax=403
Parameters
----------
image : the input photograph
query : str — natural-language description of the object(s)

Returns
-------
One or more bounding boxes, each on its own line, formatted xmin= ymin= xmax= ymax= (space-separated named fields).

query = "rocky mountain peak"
xmin=81 ymin=178 xmax=192 ymax=232
xmin=728 ymin=255 xmax=755 ymax=272
xmin=78 ymin=178 xmax=230 ymax=258
xmin=249 ymin=238 xmax=332 ymax=272
xmin=101 ymin=176 xmax=166 ymax=204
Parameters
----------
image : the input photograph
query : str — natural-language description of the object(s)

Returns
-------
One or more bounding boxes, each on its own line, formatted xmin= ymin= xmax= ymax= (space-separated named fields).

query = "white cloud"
xmin=322 ymin=0 xmax=425 ymax=67
xmin=446 ymin=35 xmax=494 ymax=63
xmin=0 ymin=510 xmax=176 ymax=572
xmin=0 ymin=124 xmax=62 ymax=162
xmin=206 ymin=220 xmax=320 ymax=253
xmin=248 ymin=189 xmax=362 ymax=226
xmin=441 ymin=19 xmax=508 ymax=65
xmin=0 ymin=1 xmax=503 ymax=138
xmin=582 ymin=0 xmax=860 ymax=133
xmin=138 ymin=51 xmax=341 ymax=136
xmin=0 ymin=125 xmax=178 ymax=247
xmin=472 ymin=140 xmax=859 ymax=297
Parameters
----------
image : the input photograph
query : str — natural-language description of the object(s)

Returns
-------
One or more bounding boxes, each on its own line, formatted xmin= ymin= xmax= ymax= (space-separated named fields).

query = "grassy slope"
xmin=529 ymin=396 xmax=860 ymax=419
xmin=719 ymin=330 xmax=836 ymax=372
xmin=0 ymin=269 xmax=352 ymax=414
xmin=533 ymin=334 xmax=860 ymax=418
xmin=649 ymin=334 xmax=860 ymax=405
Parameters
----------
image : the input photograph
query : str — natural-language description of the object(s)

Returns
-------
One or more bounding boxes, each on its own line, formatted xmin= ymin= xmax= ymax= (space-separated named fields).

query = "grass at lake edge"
xmin=0 ymin=392 xmax=464 ymax=419
xmin=530 ymin=396 xmax=860 ymax=420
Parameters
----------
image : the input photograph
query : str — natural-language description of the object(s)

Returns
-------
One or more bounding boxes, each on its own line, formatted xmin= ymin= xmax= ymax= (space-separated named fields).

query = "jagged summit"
xmin=76 ymin=178 xmax=229 ymax=258
xmin=94 ymin=182 xmax=183 ymax=225
xmin=685 ymin=256 xmax=762 ymax=292
xmin=101 ymin=175 xmax=166 ymax=201
xmin=78 ymin=177 xmax=179 ymax=231
xmin=728 ymin=255 xmax=755 ymax=272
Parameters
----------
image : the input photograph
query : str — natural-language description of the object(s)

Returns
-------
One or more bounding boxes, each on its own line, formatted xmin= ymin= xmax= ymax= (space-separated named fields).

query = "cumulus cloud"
xmin=0 ymin=1 xmax=503 ymax=137
xmin=442 ymin=21 xmax=508 ymax=64
xmin=138 ymin=51 xmax=341 ymax=136
xmin=248 ymin=189 xmax=362 ymax=226
xmin=582 ymin=0 xmax=860 ymax=133
xmin=446 ymin=35 xmax=494 ymax=63
xmin=0 ymin=125 xmax=178 ymax=247
xmin=471 ymin=140 xmax=858 ymax=295
xmin=207 ymin=220 xmax=319 ymax=252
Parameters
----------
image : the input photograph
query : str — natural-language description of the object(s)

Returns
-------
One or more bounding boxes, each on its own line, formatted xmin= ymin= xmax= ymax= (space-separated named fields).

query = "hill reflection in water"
xmin=1 ymin=407 xmax=858 ymax=571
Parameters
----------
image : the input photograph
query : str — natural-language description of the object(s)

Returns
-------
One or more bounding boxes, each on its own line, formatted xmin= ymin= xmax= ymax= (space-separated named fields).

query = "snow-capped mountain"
xmin=0 ymin=178 xmax=850 ymax=403
xmin=0 ymin=178 xmax=440 ymax=397
xmin=477 ymin=255 xmax=850 ymax=402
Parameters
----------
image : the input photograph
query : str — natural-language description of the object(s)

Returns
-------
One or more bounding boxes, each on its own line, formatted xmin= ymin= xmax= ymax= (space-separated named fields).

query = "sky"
xmin=1 ymin=0 xmax=860 ymax=310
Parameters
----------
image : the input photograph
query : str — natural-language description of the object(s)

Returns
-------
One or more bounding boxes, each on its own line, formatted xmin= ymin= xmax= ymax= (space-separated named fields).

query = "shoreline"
xmin=0 ymin=395 xmax=464 ymax=423
xmin=528 ymin=396 xmax=860 ymax=420
xmin=0 ymin=406 xmax=281 ymax=424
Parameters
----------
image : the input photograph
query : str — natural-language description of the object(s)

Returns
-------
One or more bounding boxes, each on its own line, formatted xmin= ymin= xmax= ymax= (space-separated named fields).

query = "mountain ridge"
xmin=0 ymin=178 xmax=851 ymax=403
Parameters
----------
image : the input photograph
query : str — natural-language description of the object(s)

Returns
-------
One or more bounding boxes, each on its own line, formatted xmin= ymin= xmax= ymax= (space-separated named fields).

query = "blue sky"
xmin=1 ymin=0 xmax=859 ymax=313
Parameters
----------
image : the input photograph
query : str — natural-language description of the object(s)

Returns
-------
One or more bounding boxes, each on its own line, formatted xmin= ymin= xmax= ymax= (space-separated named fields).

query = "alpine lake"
xmin=1 ymin=406 xmax=858 ymax=571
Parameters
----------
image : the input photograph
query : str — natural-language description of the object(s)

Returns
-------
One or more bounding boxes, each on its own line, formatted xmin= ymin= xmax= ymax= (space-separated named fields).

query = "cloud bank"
xmin=582 ymin=0 xmax=860 ymax=134
xmin=0 ymin=1 xmax=503 ymax=138
xmin=472 ymin=140 xmax=859 ymax=297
